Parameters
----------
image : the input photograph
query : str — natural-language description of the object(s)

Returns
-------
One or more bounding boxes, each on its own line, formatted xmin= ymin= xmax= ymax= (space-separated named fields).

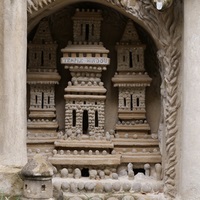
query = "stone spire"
xmin=32 ymin=18 xmax=53 ymax=44
xmin=120 ymin=20 xmax=140 ymax=44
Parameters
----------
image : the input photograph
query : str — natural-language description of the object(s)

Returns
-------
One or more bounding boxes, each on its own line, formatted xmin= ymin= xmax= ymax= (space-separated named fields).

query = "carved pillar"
xmin=0 ymin=0 xmax=27 ymax=166
xmin=180 ymin=0 xmax=200 ymax=199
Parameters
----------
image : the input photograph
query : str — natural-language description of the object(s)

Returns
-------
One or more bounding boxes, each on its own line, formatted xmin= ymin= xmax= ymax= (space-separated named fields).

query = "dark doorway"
xmin=95 ymin=110 xmax=98 ymax=127
xmin=72 ymin=110 xmax=76 ymax=127
xmin=83 ymin=110 xmax=88 ymax=134
xmin=134 ymin=168 xmax=145 ymax=175
xmin=129 ymin=51 xmax=133 ymax=68
xmin=81 ymin=168 xmax=89 ymax=177
xmin=85 ymin=24 xmax=89 ymax=41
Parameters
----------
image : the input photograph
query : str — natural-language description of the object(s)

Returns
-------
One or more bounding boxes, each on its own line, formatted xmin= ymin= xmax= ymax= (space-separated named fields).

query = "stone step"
xmin=49 ymin=154 xmax=121 ymax=166
xmin=54 ymin=140 xmax=114 ymax=149
xmin=112 ymin=138 xmax=159 ymax=146
xmin=116 ymin=124 xmax=150 ymax=131
xmin=121 ymin=153 xmax=161 ymax=163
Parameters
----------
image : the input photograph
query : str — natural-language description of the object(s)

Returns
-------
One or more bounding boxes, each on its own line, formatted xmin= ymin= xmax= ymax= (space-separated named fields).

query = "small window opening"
xmin=72 ymin=110 xmax=76 ymax=127
xmin=84 ymin=101 xmax=86 ymax=104
xmin=83 ymin=110 xmax=89 ymax=134
xmin=25 ymin=184 xmax=28 ymax=189
xmin=95 ymin=102 xmax=97 ymax=105
xmin=134 ymin=168 xmax=145 ymax=175
xmin=137 ymin=54 xmax=140 ymax=62
xmin=35 ymin=95 xmax=38 ymax=104
xmin=91 ymin=24 xmax=94 ymax=36
xmin=48 ymin=96 xmax=50 ymax=104
xmin=124 ymin=98 xmax=126 ymax=107
xmin=81 ymin=24 xmax=83 ymax=35
xmin=129 ymin=51 xmax=133 ymax=68
xmin=95 ymin=110 xmax=98 ymax=127
xmin=130 ymin=95 xmax=133 ymax=111
xmin=85 ymin=24 xmax=90 ymax=41
xmin=81 ymin=168 xmax=89 ymax=177
xmin=41 ymin=184 xmax=46 ymax=191
xmin=123 ymin=55 xmax=126 ymax=62
xmin=41 ymin=51 xmax=44 ymax=66
xmin=136 ymin=97 xmax=140 ymax=107
xmin=41 ymin=92 xmax=44 ymax=108
xmin=73 ymin=101 xmax=75 ymax=104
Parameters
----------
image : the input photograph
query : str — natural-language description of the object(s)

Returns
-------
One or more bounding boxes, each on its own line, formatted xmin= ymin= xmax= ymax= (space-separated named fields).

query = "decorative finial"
xmin=151 ymin=0 xmax=174 ymax=11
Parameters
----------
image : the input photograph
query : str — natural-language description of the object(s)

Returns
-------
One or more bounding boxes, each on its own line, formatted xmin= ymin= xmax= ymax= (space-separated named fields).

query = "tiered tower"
xmin=49 ymin=9 xmax=121 ymax=171
xmin=112 ymin=20 xmax=161 ymax=169
xmin=27 ymin=19 xmax=61 ymax=157
xmin=62 ymin=9 xmax=109 ymax=136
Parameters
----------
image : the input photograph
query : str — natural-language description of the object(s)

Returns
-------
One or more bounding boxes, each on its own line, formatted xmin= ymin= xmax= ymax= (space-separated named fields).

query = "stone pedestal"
xmin=0 ymin=166 xmax=23 ymax=197
xmin=0 ymin=0 xmax=27 ymax=195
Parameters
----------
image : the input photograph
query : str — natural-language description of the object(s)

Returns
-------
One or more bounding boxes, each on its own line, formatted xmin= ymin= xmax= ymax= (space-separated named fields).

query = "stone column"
xmin=0 ymin=1 xmax=27 ymax=166
xmin=0 ymin=0 xmax=27 ymax=195
xmin=180 ymin=0 xmax=200 ymax=199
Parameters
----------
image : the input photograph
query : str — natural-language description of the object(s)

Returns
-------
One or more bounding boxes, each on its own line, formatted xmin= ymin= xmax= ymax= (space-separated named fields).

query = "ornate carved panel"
xmin=27 ymin=1 xmax=182 ymax=199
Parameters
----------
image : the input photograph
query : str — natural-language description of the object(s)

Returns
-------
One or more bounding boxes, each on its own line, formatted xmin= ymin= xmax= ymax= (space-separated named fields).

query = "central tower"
xmin=61 ymin=9 xmax=110 ymax=136
xmin=50 ymin=8 xmax=121 ymax=170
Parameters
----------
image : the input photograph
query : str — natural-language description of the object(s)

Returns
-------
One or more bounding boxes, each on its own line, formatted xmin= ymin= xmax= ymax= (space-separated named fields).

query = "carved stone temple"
xmin=3 ymin=0 xmax=200 ymax=200
xmin=23 ymin=6 xmax=164 ymax=199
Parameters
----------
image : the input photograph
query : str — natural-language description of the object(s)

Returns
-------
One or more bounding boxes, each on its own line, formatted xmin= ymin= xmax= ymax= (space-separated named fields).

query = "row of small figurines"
xmin=53 ymin=163 xmax=162 ymax=181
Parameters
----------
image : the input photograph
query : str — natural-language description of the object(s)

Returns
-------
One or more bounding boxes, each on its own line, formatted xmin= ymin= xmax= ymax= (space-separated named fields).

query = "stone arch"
xmin=27 ymin=0 xmax=182 ymax=199
xmin=27 ymin=0 xmax=149 ymax=35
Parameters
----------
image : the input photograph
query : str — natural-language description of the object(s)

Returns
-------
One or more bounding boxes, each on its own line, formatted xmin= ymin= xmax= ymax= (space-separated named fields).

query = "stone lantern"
xmin=21 ymin=154 xmax=54 ymax=200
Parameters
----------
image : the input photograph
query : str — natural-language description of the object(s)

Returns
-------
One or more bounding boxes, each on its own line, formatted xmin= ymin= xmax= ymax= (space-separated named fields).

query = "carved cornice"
xmin=27 ymin=0 xmax=182 ymax=199
xmin=27 ymin=0 xmax=55 ymax=13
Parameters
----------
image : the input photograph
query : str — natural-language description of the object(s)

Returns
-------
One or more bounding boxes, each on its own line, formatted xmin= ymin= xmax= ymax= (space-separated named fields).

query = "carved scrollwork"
xmin=27 ymin=0 xmax=55 ymax=13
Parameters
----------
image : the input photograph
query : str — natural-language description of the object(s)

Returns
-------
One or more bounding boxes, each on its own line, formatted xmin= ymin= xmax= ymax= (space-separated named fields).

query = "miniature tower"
xmin=49 ymin=9 xmax=121 ymax=173
xmin=27 ymin=19 xmax=61 ymax=156
xmin=112 ymin=20 xmax=161 ymax=166
xmin=21 ymin=154 xmax=54 ymax=200
xmin=61 ymin=9 xmax=110 ymax=136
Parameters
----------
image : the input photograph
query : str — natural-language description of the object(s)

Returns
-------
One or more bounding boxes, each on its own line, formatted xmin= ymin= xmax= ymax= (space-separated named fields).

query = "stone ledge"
xmin=62 ymin=193 xmax=166 ymax=200
xmin=49 ymin=154 xmax=121 ymax=166
xmin=0 ymin=165 xmax=23 ymax=196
